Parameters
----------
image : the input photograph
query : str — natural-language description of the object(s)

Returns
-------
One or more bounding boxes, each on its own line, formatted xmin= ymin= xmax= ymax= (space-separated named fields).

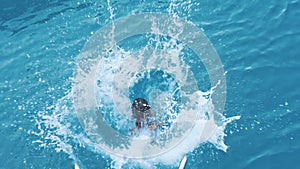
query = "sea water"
xmin=0 ymin=0 xmax=299 ymax=169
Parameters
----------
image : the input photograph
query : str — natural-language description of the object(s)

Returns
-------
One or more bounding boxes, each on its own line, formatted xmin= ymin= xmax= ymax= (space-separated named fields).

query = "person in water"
xmin=131 ymin=98 xmax=158 ymax=133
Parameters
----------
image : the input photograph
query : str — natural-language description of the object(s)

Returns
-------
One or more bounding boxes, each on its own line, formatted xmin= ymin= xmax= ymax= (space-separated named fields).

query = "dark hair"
xmin=132 ymin=98 xmax=151 ymax=111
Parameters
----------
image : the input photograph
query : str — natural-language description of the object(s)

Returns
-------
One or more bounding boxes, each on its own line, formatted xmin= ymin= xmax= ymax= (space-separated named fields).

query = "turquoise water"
xmin=1 ymin=0 xmax=299 ymax=169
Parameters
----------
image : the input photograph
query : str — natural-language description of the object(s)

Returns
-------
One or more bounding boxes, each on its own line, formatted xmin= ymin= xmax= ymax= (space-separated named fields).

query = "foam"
xmin=31 ymin=11 xmax=240 ymax=168
xmin=31 ymin=87 xmax=240 ymax=169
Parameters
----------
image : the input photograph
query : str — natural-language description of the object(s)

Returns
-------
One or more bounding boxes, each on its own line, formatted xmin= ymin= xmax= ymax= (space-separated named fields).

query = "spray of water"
xmin=31 ymin=1 xmax=240 ymax=169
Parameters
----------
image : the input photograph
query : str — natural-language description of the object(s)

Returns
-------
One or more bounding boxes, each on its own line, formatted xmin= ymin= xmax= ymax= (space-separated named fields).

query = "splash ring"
xmin=72 ymin=13 xmax=226 ymax=158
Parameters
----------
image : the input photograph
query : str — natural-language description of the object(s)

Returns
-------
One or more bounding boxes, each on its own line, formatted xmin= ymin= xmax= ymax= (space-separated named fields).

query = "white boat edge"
xmin=178 ymin=156 xmax=187 ymax=169
xmin=74 ymin=163 xmax=80 ymax=169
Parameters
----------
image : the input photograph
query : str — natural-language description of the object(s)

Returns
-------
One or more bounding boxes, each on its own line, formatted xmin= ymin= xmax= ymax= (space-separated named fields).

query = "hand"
xmin=148 ymin=123 xmax=158 ymax=130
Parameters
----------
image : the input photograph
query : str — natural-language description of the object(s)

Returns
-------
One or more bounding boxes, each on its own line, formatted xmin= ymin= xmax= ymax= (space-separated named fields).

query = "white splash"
xmin=31 ymin=2 xmax=241 ymax=168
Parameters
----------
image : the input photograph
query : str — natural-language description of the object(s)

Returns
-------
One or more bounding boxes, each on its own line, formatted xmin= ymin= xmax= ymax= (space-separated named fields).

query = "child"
xmin=131 ymin=98 xmax=158 ymax=134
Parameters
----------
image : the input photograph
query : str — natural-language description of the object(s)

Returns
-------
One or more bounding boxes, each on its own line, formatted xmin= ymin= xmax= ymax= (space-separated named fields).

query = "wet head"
xmin=131 ymin=98 xmax=151 ymax=128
